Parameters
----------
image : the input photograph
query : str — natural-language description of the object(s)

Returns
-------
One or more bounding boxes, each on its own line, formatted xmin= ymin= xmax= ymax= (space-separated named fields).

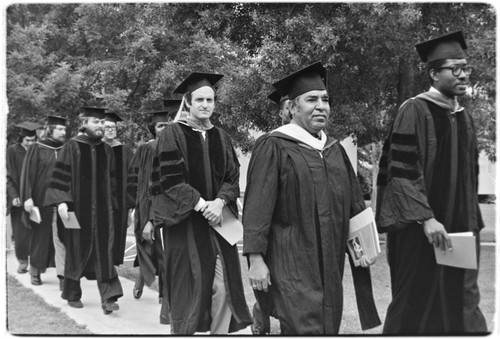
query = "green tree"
xmin=6 ymin=3 xmax=495 ymax=162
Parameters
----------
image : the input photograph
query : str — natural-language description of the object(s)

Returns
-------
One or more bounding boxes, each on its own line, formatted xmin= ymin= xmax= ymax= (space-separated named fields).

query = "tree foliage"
xmin=6 ymin=3 xmax=496 ymax=159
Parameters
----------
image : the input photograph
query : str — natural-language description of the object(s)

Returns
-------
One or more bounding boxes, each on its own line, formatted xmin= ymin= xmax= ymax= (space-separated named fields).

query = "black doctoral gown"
xmin=126 ymin=140 xmax=163 ymax=286
xmin=19 ymin=139 xmax=65 ymax=271
xmin=6 ymin=142 xmax=31 ymax=260
xmin=45 ymin=135 xmax=119 ymax=282
xmin=376 ymin=91 xmax=487 ymax=334
xmin=151 ymin=122 xmax=252 ymax=334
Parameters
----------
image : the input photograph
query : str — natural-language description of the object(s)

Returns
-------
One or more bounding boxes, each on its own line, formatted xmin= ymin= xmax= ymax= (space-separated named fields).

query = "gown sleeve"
xmin=45 ymin=142 xmax=74 ymax=207
xmin=242 ymin=136 xmax=280 ymax=256
xmin=376 ymin=99 xmax=435 ymax=231
xmin=19 ymin=145 xmax=38 ymax=205
xmin=150 ymin=124 xmax=201 ymax=227
xmin=6 ymin=146 xmax=21 ymax=205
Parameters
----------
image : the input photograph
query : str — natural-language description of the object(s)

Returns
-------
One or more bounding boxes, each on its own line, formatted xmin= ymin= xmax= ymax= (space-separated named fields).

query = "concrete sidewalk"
xmin=6 ymin=246 xmax=251 ymax=335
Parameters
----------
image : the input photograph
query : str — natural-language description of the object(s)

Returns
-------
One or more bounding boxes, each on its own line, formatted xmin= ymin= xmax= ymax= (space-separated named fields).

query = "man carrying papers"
xmin=20 ymin=115 xmax=68 ymax=287
xmin=375 ymin=31 xmax=487 ymax=334
xmin=150 ymin=72 xmax=252 ymax=334
xmin=45 ymin=107 xmax=123 ymax=314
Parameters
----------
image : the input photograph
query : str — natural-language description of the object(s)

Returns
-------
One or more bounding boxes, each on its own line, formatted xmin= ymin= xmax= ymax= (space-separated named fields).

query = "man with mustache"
xmin=376 ymin=31 xmax=488 ymax=334
xmin=149 ymin=72 xmax=252 ymax=334
xmin=20 ymin=115 xmax=68 ymax=288
xmin=243 ymin=62 xmax=380 ymax=335
xmin=45 ymin=106 xmax=123 ymax=314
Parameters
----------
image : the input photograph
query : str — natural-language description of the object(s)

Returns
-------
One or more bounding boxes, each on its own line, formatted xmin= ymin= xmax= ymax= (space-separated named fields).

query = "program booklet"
xmin=29 ymin=206 xmax=41 ymax=224
xmin=61 ymin=211 xmax=81 ymax=230
xmin=434 ymin=232 xmax=477 ymax=270
xmin=212 ymin=206 xmax=243 ymax=246
xmin=348 ymin=207 xmax=381 ymax=266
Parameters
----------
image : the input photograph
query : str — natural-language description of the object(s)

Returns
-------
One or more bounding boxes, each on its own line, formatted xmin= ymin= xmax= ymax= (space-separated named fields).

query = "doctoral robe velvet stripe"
xmin=376 ymin=96 xmax=487 ymax=334
xmin=20 ymin=140 xmax=64 ymax=271
xmin=151 ymin=122 xmax=252 ymax=334
xmin=45 ymin=137 xmax=118 ymax=282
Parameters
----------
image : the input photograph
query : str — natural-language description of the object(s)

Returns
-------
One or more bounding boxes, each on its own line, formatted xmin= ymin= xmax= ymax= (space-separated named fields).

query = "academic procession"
xmin=4 ymin=3 xmax=497 ymax=336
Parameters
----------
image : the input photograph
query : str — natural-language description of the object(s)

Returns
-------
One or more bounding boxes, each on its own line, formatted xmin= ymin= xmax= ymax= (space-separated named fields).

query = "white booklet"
xmin=61 ymin=211 xmax=81 ymax=230
xmin=348 ymin=207 xmax=381 ymax=266
xmin=434 ymin=232 xmax=477 ymax=270
xmin=29 ymin=206 xmax=42 ymax=224
xmin=212 ymin=206 xmax=243 ymax=246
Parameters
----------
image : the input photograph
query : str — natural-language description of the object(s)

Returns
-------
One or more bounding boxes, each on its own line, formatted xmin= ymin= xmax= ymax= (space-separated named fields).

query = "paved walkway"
xmin=5 ymin=239 xmax=251 ymax=335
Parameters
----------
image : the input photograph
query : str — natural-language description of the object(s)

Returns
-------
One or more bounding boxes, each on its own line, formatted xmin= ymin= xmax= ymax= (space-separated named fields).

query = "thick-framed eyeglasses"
xmin=437 ymin=65 xmax=472 ymax=77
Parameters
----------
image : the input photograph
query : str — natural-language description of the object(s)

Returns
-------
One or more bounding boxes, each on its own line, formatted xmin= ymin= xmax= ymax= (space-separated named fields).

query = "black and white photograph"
xmin=1 ymin=1 xmax=497 ymax=336
xmin=348 ymin=236 xmax=364 ymax=261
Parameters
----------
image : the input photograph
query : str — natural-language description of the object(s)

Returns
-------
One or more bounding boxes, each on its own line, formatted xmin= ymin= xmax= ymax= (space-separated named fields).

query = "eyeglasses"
xmin=104 ymin=126 xmax=116 ymax=131
xmin=437 ymin=65 xmax=472 ymax=77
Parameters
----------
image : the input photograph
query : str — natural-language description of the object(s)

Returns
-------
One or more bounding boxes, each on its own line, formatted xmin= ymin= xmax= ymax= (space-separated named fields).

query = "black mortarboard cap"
xmin=145 ymin=110 xmax=173 ymax=123
xmin=163 ymin=99 xmax=183 ymax=114
xmin=15 ymin=121 xmax=42 ymax=136
xmin=273 ymin=61 xmax=327 ymax=100
xmin=267 ymin=89 xmax=289 ymax=105
xmin=105 ymin=112 xmax=123 ymax=123
xmin=173 ymin=72 xmax=224 ymax=94
xmin=415 ymin=31 xmax=467 ymax=63
xmin=80 ymin=106 xmax=107 ymax=119
xmin=47 ymin=115 xmax=67 ymax=126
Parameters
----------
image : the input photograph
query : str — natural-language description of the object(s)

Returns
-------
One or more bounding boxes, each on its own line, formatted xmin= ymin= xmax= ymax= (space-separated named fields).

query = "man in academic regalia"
xmin=243 ymin=62 xmax=380 ymax=335
xmin=102 ymin=111 xmax=133 ymax=266
xmin=20 ymin=115 xmax=68 ymax=287
xmin=149 ymin=72 xmax=252 ymax=334
xmin=7 ymin=121 xmax=41 ymax=274
xmin=376 ymin=31 xmax=488 ymax=334
xmin=45 ymin=106 xmax=123 ymax=314
xmin=126 ymin=99 xmax=181 ymax=325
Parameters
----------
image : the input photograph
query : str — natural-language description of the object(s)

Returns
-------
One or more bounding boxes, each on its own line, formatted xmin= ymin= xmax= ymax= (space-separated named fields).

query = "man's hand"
xmin=359 ymin=255 xmax=377 ymax=268
xmin=423 ymin=218 xmax=452 ymax=252
xmin=12 ymin=197 xmax=21 ymax=207
xmin=248 ymin=253 xmax=271 ymax=292
xmin=58 ymin=203 xmax=69 ymax=221
xmin=24 ymin=198 xmax=34 ymax=213
xmin=142 ymin=221 xmax=155 ymax=244
xmin=201 ymin=198 xmax=224 ymax=226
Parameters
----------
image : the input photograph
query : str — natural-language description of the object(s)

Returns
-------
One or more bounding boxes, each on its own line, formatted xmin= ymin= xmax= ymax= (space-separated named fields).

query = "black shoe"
xmin=102 ymin=300 xmax=119 ymax=314
xmin=17 ymin=266 xmax=28 ymax=274
xmin=58 ymin=277 xmax=64 ymax=291
xmin=133 ymin=287 xmax=143 ymax=299
xmin=68 ymin=300 xmax=83 ymax=308
xmin=31 ymin=275 xmax=42 ymax=285
xmin=158 ymin=297 xmax=163 ymax=304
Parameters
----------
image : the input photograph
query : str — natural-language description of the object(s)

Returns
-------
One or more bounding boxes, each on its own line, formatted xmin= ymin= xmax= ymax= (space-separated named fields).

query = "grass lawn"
xmin=6 ymin=275 xmax=91 ymax=335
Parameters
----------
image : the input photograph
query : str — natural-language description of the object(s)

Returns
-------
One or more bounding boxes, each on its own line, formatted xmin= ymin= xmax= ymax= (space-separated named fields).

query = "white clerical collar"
xmin=271 ymin=122 xmax=327 ymax=151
